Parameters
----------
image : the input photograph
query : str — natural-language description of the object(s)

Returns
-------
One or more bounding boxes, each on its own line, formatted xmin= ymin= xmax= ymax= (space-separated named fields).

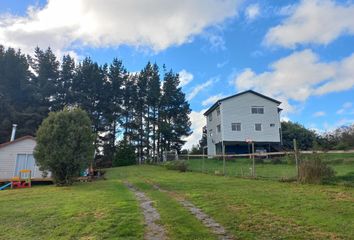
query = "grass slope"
xmin=1 ymin=164 xmax=353 ymax=239
xmin=110 ymin=165 xmax=354 ymax=239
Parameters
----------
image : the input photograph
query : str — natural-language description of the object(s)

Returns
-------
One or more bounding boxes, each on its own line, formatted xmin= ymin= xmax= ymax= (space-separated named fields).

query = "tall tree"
xmin=52 ymin=54 xmax=75 ymax=110
xmin=147 ymin=63 xmax=161 ymax=161
xmin=159 ymin=69 xmax=192 ymax=155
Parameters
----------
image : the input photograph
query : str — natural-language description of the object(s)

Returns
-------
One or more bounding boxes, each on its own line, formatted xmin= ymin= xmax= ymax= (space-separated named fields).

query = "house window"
xmin=270 ymin=123 xmax=275 ymax=127
xmin=255 ymin=123 xmax=262 ymax=131
xmin=251 ymin=106 xmax=264 ymax=114
xmin=217 ymin=124 xmax=221 ymax=133
xmin=231 ymin=123 xmax=241 ymax=131
xmin=216 ymin=108 xmax=220 ymax=116
xmin=209 ymin=113 xmax=212 ymax=121
xmin=209 ymin=129 xmax=213 ymax=137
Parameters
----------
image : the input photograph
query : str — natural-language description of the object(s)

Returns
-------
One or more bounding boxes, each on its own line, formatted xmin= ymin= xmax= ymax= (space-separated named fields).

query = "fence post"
xmin=202 ymin=147 xmax=205 ymax=173
xmin=293 ymin=139 xmax=299 ymax=180
xmin=252 ymin=142 xmax=255 ymax=177
xmin=222 ymin=142 xmax=226 ymax=175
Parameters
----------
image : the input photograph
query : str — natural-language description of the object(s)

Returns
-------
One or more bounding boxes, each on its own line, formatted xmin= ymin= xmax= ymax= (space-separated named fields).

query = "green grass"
xmin=0 ymin=177 xmax=144 ymax=240
xmin=112 ymin=165 xmax=354 ymax=239
xmin=1 ymin=164 xmax=353 ymax=239
xmin=186 ymin=153 xmax=354 ymax=183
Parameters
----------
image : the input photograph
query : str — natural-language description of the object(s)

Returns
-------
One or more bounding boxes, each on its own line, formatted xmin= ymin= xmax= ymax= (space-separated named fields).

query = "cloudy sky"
xmin=1 ymin=0 xmax=354 ymax=148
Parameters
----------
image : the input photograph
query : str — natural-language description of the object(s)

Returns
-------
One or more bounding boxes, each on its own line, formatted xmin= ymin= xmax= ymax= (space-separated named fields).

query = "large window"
xmin=217 ymin=124 xmax=221 ymax=133
xmin=209 ymin=113 xmax=212 ymax=121
xmin=251 ymin=106 xmax=264 ymax=114
xmin=255 ymin=123 xmax=262 ymax=131
xmin=231 ymin=123 xmax=241 ymax=131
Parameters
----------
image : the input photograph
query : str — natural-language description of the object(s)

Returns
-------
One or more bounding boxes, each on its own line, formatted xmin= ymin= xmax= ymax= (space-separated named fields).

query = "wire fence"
xmin=176 ymin=151 xmax=354 ymax=182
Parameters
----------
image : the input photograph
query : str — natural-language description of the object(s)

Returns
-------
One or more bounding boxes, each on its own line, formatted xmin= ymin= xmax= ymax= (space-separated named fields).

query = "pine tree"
xmin=147 ymin=63 xmax=161 ymax=161
xmin=53 ymin=54 xmax=75 ymax=110
xmin=159 ymin=69 xmax=192 ymax=155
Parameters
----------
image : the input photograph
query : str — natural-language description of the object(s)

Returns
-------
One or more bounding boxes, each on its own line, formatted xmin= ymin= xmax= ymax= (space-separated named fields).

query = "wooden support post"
xmin=293 ymin=139 xmax=299 ymax=180
xmin=202 ymin=147 xmax=205 ymax=173
xmin=252 ymin=142 xmax=255 ymax=177
xmin=222 ymin=142 xmax=226 ymax=175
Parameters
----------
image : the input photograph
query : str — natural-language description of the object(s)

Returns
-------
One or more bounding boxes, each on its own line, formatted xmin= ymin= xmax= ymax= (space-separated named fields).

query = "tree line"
xmin=0 ymin=45 xmax=192 ymax=166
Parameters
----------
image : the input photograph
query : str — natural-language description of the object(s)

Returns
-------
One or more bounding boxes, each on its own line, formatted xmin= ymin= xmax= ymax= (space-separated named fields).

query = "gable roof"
xmin=204 ymin=90 xmax=281 ymax=116
xmin=0 ymin=136 xmax=35 ymax=149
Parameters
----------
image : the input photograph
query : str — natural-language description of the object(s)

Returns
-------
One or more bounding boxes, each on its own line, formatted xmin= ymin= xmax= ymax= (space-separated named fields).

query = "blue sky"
xmin=0 ymin=0 xmax=353 ymax=148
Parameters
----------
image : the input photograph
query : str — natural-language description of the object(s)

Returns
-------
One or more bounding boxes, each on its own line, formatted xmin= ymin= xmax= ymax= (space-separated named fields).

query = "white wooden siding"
xmin=221 ymin=92 xmax=280 ymax=142
xmin=0 ymin=139 xmax=46 ymax=179
xmin=206 ymin=105 xmax=223 ymax=155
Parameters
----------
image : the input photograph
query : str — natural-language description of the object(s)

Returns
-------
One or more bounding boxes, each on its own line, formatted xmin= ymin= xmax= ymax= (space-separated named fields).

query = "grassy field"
xmin=1 ymin=164 xmax=354 ymax=239
xmin=186 ymin=153 xmax=354 ymax=183
xmin=0 ymin=176 xmax=144 ymax=239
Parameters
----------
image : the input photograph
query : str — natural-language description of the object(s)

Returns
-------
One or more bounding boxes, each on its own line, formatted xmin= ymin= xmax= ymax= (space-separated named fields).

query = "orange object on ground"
xmin=11 ymin=169 xmax=32 ymax=189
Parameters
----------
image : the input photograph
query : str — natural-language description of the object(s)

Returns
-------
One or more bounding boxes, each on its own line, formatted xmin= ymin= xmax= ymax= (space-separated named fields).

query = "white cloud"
xmin=202 ymin=94 xmax=226 ymax=106
xmin=281 ymin=116 xmax=290 ymax=122
xmin=245 ymin=4 xmax=260 ymax=21
xmin=232 ymin=49 xmax=354 ymax=113
xmin=313 ymin=111 xmax=326 ymax=117
xmin=178 ymin=69 xmax=193 ymax=87
xmin=337 ymin=102 xmax=353 ymax=114
xmin=187 ymin=79 xmax=213 ymax=101
xmin=183 ymin=109 xmax=207 ymax=149
xmin=323 ymin=118 xmax=354 ymax=131
xmin=0 ymin=0 xmax=241 ymax=53
xmin=265 ymin=0 xmax=354 ymax=48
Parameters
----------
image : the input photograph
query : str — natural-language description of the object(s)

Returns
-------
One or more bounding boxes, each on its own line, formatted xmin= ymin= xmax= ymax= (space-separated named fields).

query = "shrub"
xmin=164 ymin=160 xmax=188 ymax=172
xmin=298 ymin=154 xmax=335 ymax=184
xmin=34 ymin=108 xmax=94 ymax=186
xmin=113 ymin=141 xmax=136 ymax=167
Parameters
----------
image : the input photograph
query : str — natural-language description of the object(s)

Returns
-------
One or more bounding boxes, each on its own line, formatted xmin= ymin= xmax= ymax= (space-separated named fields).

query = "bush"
xmin=299 ymin=155 xmax=335 ymax=184
xmin=34 ymin=108 xmax=94 ymax=186
xmin=164 ymin=160 xmax=188 ymax=172
xmin=113 ymin=141 xmax=136 ymax=167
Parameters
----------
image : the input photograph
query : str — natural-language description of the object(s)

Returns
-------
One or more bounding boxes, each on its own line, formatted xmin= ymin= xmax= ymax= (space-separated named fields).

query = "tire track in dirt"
xmin=150 ymin=183 xmax=235 ymax=240
xmin=125 ymin=182 xmax=167 ymax=240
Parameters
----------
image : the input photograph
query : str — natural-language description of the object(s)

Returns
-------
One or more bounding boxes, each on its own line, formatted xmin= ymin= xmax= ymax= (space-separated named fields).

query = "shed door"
xmin=14 ymin=154 xmax=36 ymax=177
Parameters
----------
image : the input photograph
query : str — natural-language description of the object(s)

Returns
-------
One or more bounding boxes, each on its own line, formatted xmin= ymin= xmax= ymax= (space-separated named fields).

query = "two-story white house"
xmin=204 ymin=90 xmax=282 ymax=155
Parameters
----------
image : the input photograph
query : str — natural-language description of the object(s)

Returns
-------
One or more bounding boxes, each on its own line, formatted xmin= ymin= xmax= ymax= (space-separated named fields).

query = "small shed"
xmin=0 ymin=136 xmax=48 ymax=180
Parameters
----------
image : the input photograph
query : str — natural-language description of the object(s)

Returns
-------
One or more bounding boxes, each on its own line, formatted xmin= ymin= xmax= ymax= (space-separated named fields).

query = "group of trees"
xmin=0 ymin=45 xmax=192 ymax=166
xmin=281 ymin=121 xmax=354 ymax=151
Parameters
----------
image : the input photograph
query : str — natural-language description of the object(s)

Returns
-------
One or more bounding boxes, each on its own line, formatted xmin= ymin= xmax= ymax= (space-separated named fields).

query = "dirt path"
xmin=125 ymin=182 xmax=167 ymax=240
xmin=151 ymin=184 xmax=234 ymax=240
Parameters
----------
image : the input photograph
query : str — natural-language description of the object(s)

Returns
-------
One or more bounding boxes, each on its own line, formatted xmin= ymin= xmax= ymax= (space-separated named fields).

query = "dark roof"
xmin=203 ymin=90 xmax=281 ymax=116
xmin=0 ymin=136 xmax=35 ymax=149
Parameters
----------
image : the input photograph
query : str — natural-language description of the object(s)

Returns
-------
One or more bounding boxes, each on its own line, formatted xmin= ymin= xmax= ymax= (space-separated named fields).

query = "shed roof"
xmin=203 ymin=90 xmax=281 ymax=116
xmin=0 ymin=136 xmax=35 ymax=149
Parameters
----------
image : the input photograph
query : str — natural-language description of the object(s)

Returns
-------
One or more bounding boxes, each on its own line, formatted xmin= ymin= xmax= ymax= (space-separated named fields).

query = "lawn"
xmin=0 ymin=177 xmax=144 ymax=240
xmin=186 ymin=152 xmax=354 ymax=183
xmin=1 ymin=164 xmax=353 ymax=239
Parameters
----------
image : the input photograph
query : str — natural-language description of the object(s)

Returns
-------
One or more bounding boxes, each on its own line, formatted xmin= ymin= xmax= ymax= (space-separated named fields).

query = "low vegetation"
xmin=163 ymin=160 xmax=188 ymax=172
xmin=299 ymin=155 xmax=335 ymax=184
